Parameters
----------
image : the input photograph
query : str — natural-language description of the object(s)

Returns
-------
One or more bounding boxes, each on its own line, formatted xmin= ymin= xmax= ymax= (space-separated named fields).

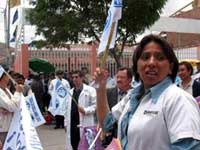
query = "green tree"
xmin=28 ymin=0 xmax=167 ymax=67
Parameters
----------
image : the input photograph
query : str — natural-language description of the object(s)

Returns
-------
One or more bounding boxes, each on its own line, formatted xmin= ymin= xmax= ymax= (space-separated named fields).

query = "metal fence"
xmin=29 ymin=45 xmax=200 ymax=76
xmin=29 ymin=45 xmax=134 ymax=76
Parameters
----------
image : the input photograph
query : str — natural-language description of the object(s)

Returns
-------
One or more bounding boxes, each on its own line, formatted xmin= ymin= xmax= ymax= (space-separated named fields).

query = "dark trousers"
xmin=55 ymin=115 xmax=64 ymax=128
xmin=70 ymin=124 xmax=80 ymax=150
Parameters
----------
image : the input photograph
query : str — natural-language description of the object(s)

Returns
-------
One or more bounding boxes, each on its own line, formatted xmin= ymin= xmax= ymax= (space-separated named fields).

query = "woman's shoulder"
xmin=163 ymin=83 xmax=188 ymax=95
xmin=162 ymin=84 xmax=197 ymax=107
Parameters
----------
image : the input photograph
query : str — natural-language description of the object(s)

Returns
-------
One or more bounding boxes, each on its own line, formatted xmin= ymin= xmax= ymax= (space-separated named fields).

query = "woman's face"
xmin=178 ymin=64 xmax=191 ymax=81
xmin=137 ymin=42 xmax=172 ymax=88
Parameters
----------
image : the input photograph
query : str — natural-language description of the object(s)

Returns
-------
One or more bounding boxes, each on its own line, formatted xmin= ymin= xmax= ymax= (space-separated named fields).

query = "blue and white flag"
xmin=98 ymin=0 xmax=122 ymax=55
xmin=10 ymin=25 xmax=18 ymax=42
xmin=12 ymin=9 xmax=18 ymax=24
xmin=26 ymin=93 xmax=46 ymax=127
xmin=48 ymin=80 xmax=69 ymax=116
xmin=10 ymin=7 xmax=19 ymax=44
xmin=3 ymin=95 xmax=43 ymax=150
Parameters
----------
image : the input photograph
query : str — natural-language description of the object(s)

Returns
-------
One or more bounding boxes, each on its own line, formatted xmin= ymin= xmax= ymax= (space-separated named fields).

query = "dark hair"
xmin=33 ymin=75 xmax=40 ymax=81
xmin=49 ymin=72 xmax=55 ymax=77
xmin=55 ymin=70 xmax=64 ymax=75
xmin=179 ymin=61 xmax=193 ymax=76
xmin=0 ymin=73 xmax=6 ymax=80
xmin=117 ymin=67 xmax=133 ymax=79
xmin=81 ymin=67 xmax=88 ymax=71
xmin=132 ymin=34 xmax=179 ymax=83
xmin=72 ymin=70 xmax=84 ymax=78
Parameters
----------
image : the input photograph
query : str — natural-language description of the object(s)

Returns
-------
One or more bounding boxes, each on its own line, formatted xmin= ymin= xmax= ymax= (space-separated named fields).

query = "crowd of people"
xmin=1 ymin=34 xmax=200 ymax=149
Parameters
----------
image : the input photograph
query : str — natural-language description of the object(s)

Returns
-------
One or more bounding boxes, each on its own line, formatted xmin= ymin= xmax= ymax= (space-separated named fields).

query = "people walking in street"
xmin=64 ymin=70 xmax=96 ymax=150
xmin=94 ymin=34 xmax=200 ymax=149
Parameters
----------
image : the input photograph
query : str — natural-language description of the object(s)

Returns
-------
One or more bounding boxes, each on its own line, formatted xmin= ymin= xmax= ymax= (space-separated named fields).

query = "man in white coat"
xmin=48 ymin=70 xmax=71 ymax=129
xmin=64 ymin=70 xmax=97 ymax=150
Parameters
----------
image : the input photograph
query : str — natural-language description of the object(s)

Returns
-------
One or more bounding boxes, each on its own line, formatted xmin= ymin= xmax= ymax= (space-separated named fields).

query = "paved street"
xmin=37 ymin=125 xmax=66 ymax=150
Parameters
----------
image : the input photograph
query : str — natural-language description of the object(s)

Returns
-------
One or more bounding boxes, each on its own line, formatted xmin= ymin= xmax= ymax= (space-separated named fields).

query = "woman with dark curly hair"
xmin=95 ymin=34 xmax=200 ymax=150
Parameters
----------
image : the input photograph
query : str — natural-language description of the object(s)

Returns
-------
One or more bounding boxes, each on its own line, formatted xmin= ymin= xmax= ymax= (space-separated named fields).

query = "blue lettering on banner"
xmin=6 ymin=109 xmax=26 ymax=150
xmin=29 ymin=129 xmax=43 ymax=150
xmin=6 ymin=132 xmax=16 ymax=143
xmin=26 ymin=97 xmax=42 ymax=123
xmin=114 ymin=0 xmax=122 ymax=7
xmin=26 ymin=100 xmax=35 ymax=121
xmin=29 ymin=97 xmax=41 ymax=122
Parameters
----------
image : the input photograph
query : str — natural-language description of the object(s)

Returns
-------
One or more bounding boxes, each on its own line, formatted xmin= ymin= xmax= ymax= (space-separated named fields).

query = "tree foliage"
xmin=28 ymin=0 xmax=167 ymax=66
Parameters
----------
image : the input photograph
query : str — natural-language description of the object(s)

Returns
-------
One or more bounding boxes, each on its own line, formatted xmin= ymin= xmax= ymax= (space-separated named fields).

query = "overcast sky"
xmin=0 ymin=0 xmax=194 ymax=43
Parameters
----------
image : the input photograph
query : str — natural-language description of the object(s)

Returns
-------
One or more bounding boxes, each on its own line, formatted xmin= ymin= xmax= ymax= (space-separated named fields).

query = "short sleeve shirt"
xmin=113 ymin=78 xmax=200 ymax=150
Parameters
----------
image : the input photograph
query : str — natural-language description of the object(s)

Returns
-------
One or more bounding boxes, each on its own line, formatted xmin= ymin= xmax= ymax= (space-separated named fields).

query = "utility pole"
xmin=4 ymin=0 xmax=11 ymax=68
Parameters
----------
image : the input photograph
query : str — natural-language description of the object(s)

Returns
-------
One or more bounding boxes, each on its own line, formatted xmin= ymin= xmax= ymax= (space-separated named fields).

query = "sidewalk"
xmin=37 ymin=125 xmax=66 ymax=150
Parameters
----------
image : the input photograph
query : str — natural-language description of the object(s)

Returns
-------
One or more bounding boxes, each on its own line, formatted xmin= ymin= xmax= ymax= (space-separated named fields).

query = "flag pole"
xmin=90 ymin=22 xmax=116 ymax=148
xmin=100 ymin=22 xmax=116 ymax=69
xmin=88 ymin=128 xmax=102 ymax=150
xmin=5 ymin=0 xmax=11 ymax=67
xmin=3 ymin=69 xmax=18 ymax=86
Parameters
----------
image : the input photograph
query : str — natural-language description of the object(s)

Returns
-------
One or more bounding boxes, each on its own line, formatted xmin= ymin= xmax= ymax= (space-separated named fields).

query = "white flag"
xmin=98 ymin=0 xmax=122 ymax=55
xmin=3 ymin=95 xmax=43 ymax=150
xmin=26 ymin=93 xmax=46 ymax=127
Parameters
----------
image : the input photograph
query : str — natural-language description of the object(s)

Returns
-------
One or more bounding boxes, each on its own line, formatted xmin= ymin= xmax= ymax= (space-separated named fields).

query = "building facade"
xmin=165 ymin=2 xmax=200 ymax=48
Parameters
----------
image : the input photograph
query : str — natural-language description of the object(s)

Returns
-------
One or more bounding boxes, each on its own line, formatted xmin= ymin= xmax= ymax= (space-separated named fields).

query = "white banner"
xmin=98 ymin=0 xmax=122 ymax=55
xmin=48 ymin=80 xmax=69 ymax=116
xmin=26 ymin=93 xmax=46 ymax=127
xmin=3 ymin=95 xmax=43 ymax=150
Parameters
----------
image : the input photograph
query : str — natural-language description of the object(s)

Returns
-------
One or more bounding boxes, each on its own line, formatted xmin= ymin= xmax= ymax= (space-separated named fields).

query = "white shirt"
xmin=0 ymin=88 xmax=21 ymax=132
xmin=179 ymin=79 xmax=194 ymax=95
xmin=112 ymin=80 xmax=200 ymax=150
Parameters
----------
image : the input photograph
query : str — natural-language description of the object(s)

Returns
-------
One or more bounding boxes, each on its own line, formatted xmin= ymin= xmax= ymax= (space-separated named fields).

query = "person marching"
xmin=95 ymin=35 xmax=200 ymax=149
xmin=0 ymin=66 xmax=23 ymax=148
xmin=64 ymin=70 xmax=97 ymax=150
xmin=48 ymin=70 xmax=71 ymax=129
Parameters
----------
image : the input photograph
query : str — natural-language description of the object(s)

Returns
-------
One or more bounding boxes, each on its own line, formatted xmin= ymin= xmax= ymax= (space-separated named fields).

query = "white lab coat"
xmin=48 ymin=78 xmax=71 ymax=116
xmin=64 ymin=84 xmax=96 ymax=150
xmin=0 ymin=88 xmax=21 ymax=132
